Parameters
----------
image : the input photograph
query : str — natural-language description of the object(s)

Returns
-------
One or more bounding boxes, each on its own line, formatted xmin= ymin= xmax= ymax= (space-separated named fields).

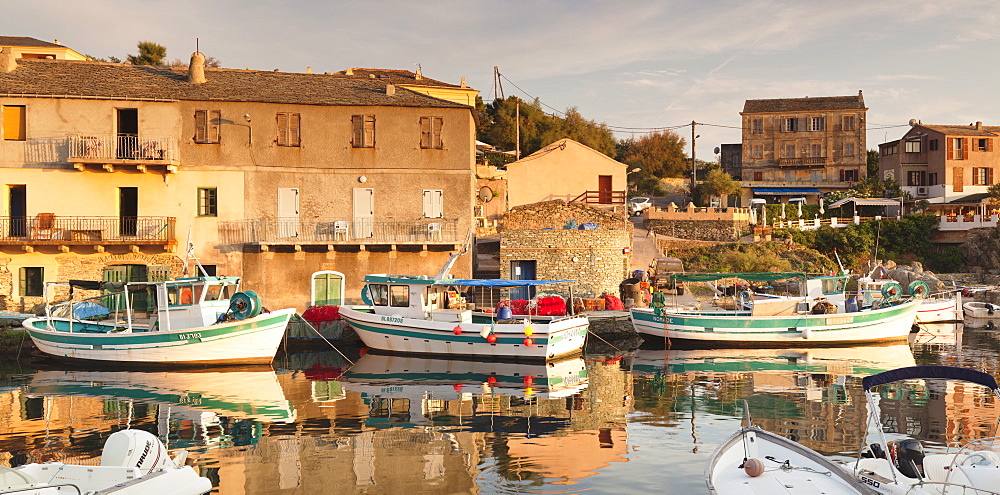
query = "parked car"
xmin=649 ymin=257 xmax=685 ymax=295
xmin=628 ymin=197 xmax=652 ymax=216
xmin=788 ymin=197 xmax=806 ymax=205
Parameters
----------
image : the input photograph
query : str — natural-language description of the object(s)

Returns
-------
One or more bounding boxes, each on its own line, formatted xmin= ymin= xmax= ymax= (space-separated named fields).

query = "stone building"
xmin=500 ymin=200 xmax=632 ymax=298
xmin=0 ymin=47 xmax=477 ymax=311
xmin=740 ymin=92 xmax=868 ymax=205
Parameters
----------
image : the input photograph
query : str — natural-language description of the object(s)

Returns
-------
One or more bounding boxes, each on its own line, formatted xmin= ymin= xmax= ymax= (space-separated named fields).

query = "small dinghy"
xmin=963 ymin=301 xmax=1000 ymax=319
xmin=706 ymin=401 xmax=875 ymax=494
xmin=0 ymin=429 xmax=211 ymax=494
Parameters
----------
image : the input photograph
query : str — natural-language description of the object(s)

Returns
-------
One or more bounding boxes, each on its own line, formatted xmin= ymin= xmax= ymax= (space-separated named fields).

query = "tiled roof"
xmin=920 ymin=124 xmax=1000 ymax=137
xmin=0 ymin=59 xmax=469 ymax=108
xmin=0 ymin=36 xmax=63 ymax=48
xmin=742 ymin=93 xmax=866 ymax=113
xmin=334 ymin=68 xmax=466 ymax=89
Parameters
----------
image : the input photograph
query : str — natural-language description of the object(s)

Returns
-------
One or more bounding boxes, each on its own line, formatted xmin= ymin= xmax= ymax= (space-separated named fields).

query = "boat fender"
xmin=453 ymin=325 xmax=463 ymax=335
xmin=101 ymin=429 xmax=174 ymax=474
xmin=989 ymin=304 xmax=996 ymax=316
xmin=907 ymin=281 xmax=929 ymax=299
xmin=800 ymin=327 xmax=811 ymax=339
xmin=744 ymin=457 xmax=765 ymax=477
xmin=229 ymin=291 xmax=263 ymax=320
xmin=480 ymin=325 xmax=492 ymax=339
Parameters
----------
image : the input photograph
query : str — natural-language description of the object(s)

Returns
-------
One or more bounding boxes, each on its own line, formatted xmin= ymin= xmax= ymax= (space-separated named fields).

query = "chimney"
xmin=460 ymin=77 xmax=467 ymax=88
xmin=346 ymin=68 xmax=354 ymax=76
xmin=415 ymin=68 xmax=422 ymax=80
xmin=0 ymin=47 xmax=16 ymax=73
xmin=977 ymin=121 xmax=983 ymax=130
xmin=187 ymin=52 xmax=207 ymax=84
xmin=306 ymin=66 xmax=312 ymax=74
xmin=386 ymin=82 xmax=395 ymax=96
xmin=53 ymin=39 xmax=61 ymax=45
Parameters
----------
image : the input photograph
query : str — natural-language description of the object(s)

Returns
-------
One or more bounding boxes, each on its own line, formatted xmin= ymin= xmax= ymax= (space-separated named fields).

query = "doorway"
xmin=116 ymin=108 xmax=138 ymax=159
xmin=277 ymin=188 xmax=300 ymax=238
xmin=119 ymin=187 xmax=138 ymax=236
xmin=353 ymin=188 xmax=374 ymax=239
xmin=8 ymin=185 xmax=26 ymax=237
xmin=510 ymin=260 xmax=537 ymax=300
xmin=598 ymin=175 xmax=613 ymax=204
xmin=311 ymin=271 xmax=345 ymax=306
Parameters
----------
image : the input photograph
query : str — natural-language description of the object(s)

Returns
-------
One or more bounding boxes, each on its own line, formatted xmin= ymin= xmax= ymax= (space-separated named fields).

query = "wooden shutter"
xmin=352 ymin=115 xmax=363 ymax=146
xmin=364 ymin=116 xmax=375 ymax=147
xmin=289 ymin=113 xmax=301 ymax=146
xmin=989 ymin=139 xmax=994 ymax=152
xmin=963 ymin=138 xmax=970 ymax=160
xmin=208 ymin=110 xmax=220 ymax=143
xmin=148 ymin=265 xmax=172 ymax=282
xmin=3 ymin=105 xmax=26 ymax=141
xmin=947 ymin=138 xmax=954 ymax=159
xmin=420 ymin=117 xmax=431 ymax=148
xmin=18 ymin=267 xmax=26 ymax=296
xmin=194 ymin=110 xmax=207 ymax=143
xmin=277 ymin=113 xmax=289 ymax=146
xmin=432 ymin=117 xmax=443 ymax=148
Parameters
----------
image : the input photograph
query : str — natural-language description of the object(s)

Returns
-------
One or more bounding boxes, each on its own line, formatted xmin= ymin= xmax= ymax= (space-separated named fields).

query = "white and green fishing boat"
xmin=631 ymin=272 xmax=920 ymax=347
xmin=339 ymin=275 xmax=588 ymax=361
xmin=22 ymin=276 xmax=296 ymax=365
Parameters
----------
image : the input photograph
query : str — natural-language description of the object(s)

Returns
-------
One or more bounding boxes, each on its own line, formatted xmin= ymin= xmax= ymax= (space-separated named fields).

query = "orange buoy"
xmin=487 ymin=334 xmax=497 ymax=343
xmin=487 ymin=376 xmax=497 ymax=384
xmin=744 ymin=458 xmax=765 ymax=477
xmin=179 ymin=287 xmax=193 ymax=305
xmin=523 ymin=338 xmax=533 ymax=346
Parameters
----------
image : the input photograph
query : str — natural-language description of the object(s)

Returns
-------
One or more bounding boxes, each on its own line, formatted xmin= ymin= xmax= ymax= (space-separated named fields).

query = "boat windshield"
xmin=822 ymin=277 xmax=845 ymax=295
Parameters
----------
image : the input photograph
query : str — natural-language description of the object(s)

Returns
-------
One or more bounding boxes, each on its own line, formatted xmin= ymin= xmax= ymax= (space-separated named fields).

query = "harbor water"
xmin=1 ymin=322 xmax=997 ymax=494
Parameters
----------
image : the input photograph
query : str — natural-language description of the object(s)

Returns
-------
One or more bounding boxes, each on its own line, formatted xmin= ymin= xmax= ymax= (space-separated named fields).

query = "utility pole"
xmin=690 ymin=121 xmax=697 ymax=200
xmin=515 ymin=99 xmax=520 ymax=159
xmin=493 ymin=66 xmax=504 ymax=100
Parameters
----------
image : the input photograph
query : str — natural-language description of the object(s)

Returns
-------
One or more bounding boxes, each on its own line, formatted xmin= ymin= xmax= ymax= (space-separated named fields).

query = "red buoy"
xmin=523 ymin=338 xmax=533 ymax=346
xmin=453 ymin=325 xmax=463 ymax=335
xmin=487 ymin=376 xmax=497 ymax=384
xmin=486 ymin=334 xmax=497 ymax=343
xmin=523 ymin=376 xmax=534 ymax=386
xmin=744 ymin=458 xmax=765 ymax=477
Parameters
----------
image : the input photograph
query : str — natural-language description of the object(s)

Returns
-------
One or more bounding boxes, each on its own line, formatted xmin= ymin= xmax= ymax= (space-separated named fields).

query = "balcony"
xmin=68 ymin=134 xmax=179 ymax=173
xmin=219 ymin=218 xmax=462 ymax=250
xmin=777 ymin=157 xmax=827 ymax=168
xmin=0 ymin=216 xmax=176 ymax=252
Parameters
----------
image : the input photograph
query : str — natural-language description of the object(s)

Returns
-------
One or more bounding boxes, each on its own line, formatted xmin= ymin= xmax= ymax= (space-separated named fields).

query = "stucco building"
xmin=739 ymin=92 xmax=868 ymax=205
xmin=0 ymin=36 xmax=87 ymax=61
xmin=0 ymin=48 xmax=477 ymax=312
xmin=505 ymin=139 xmax=628 ymax=209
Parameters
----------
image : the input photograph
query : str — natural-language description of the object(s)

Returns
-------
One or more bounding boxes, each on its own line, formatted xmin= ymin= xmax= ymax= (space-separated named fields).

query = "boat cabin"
xmin=151 ymin=277 xmax=241 ymax=331
xmin=362 ymin=275 xmax=471 ymax=323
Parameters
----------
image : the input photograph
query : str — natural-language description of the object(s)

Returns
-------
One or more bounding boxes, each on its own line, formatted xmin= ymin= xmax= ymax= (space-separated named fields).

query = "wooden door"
xmin=353 ymin=188 xmax=374 ymax=239
xmin=953 ymin=167 xmax=964 ymax=192
xmin=277 ymin=188 xmax=300 ymax=238
xmin=598 ymin=175 xmax=613 ymax=204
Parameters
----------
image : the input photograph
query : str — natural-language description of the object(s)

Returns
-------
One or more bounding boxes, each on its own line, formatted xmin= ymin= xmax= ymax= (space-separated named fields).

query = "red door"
xmin=598 ymin=175 xmax=613 ymax=204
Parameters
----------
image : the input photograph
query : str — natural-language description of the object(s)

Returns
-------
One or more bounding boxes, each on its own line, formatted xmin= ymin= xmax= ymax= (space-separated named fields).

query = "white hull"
xmin=963 ymin=301 xmax=1000 ymax=319
xmin=631 ymin=300 xmax=920 ymax=346
xmin=23 ymin=308 xmax=296 ymax=365
xmin=340 ymin=306 xmax=587 ymax=360
xmin=915 ymin=297 xmax=961 ymax=323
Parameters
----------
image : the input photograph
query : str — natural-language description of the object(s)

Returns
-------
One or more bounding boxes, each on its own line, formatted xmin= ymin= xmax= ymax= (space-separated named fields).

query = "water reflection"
xmin=1 ymin=323 xmax=998 ymax=493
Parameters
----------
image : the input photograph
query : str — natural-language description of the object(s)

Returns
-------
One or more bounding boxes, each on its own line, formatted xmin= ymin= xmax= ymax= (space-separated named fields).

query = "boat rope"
xmin=763 ymin=456 xmax=833 ymax=476
xmin=305 ymin=320 xmax=355 ymax=366
xmin=586 ymin=323 xmax=623 ymax=352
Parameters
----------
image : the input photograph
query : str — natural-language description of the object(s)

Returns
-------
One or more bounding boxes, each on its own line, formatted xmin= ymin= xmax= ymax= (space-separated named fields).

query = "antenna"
xmin=196 ymin=37 xmax=199 ymax=53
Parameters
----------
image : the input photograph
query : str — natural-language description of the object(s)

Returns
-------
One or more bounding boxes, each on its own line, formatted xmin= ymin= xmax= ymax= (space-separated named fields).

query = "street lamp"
xmin=627 ymin=168 xmax=641 ymax=197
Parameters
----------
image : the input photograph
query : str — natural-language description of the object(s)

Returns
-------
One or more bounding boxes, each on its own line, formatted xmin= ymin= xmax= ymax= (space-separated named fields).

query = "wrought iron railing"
xmin=0 ymin=216 xmax=175 ymax=244
xmin=777 ymin=156 xmax=827 ymax=167
xmin=219 ymin=218 xmax=461 ymax=244
xmin=68 ymin=134 xmax=179 ymax=162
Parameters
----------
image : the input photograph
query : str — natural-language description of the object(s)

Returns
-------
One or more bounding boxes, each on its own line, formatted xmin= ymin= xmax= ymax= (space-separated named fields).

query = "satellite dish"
xmin=714 ymin=147 xmax=720 ymax=155
xmin=479 ymin=186 xmax=493 ymax=203
xmin=908 ymin=119 xmax=918 ymax=126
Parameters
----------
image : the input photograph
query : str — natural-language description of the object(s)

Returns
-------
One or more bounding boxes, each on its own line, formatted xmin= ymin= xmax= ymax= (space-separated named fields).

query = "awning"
xmin=827 ymin=197 xmax=901 ymax=209
xmin=752 ymin=188 xmax=821 ymax=196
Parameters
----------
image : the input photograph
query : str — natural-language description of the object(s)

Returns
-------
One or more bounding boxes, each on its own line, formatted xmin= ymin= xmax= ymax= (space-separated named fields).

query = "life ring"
xmin=361 ymin=285 xmax=372 ymax=305
xmin=881 ymin=282 xmax=902 ymax=301
xmin=179 ymin=287 xmax=193 ymax=305
xmin=907 ymin=281 xmax=929 ymax=299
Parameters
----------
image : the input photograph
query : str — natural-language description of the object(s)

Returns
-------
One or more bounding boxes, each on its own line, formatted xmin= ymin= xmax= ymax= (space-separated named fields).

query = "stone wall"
xmin=501 ymin=228 xmax=631 ymax=298
xmin=645 ymin=219 xmax=748 ymax=241
xmin=503 ymin=200 xmax=631 ymax=232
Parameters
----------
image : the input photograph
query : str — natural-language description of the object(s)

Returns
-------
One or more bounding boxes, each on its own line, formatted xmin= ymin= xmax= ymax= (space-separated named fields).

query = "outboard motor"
xmin=889 ymin=439 xmax=925 ymax=479
xmin=101 ymin=430 xmax=176 ymax=474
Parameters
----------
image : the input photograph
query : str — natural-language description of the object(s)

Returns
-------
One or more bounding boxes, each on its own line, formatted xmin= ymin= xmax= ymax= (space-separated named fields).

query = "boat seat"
xmin=0 ymin=466 xmax=38 ymax=491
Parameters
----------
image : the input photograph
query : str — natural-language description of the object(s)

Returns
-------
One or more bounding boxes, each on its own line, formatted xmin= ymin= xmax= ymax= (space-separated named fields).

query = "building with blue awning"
xmin=751 ymin=187 xmax=822 ymax=196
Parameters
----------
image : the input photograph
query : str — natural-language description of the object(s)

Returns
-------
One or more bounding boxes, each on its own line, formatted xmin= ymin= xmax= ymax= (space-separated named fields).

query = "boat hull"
xmin=963 ymin=301 xmax=1000 ymax=319
xmin=631 ymin=300 xmax=920 ymax=347
xmin=915 ymin=297 xmax=960 ymax=323
xmin=22 ymin=308 xmax=296 ymax=365
xmin=340 ymin=306 xmax=587 ymax=360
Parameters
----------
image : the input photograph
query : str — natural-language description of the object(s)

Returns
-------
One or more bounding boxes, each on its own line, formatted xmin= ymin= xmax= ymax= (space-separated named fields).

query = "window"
xmin=929 ymin=139 xmax=938 ymax=151
xmin=951 ymin=138 xmax=965 ymax=160
xmin=974 ymin=167 xmax=994 ymax=185
xmin=751 ymin=145 xmax=763 ymax=159
xmin=783 ymin=118 xmax=799 ymax=132
xmin=907 ymin=171 xmax=925 ymax=186
xmin=784 ymin=144 xmax=795 ymax=158
xmin=276 ymin=112 xmax=301 ymax=147
xmin=928 ymin=173 xmax=938 ymax=185
xmin=753 ymin=172 xmax=763 ymax=181
xmin=368 ymin=284 xmax=388 ymax=306
xmin=194 ymin=110 xmax=221 ymax=144
xmin=841 ymin=169 xmax=859 ymax=182
xmin=811 ymin=143 xmax=822 ymax=157
xmin=198 ymin=187 xmax=218 ymax=217
xmin=809 ymin=117 xmax=825 ymax=131
xmin=751 ymin=119 xmax=763 ymax=134
xmin=390 ymin=285 xmax=409 ymax=307
xmin=977 ymin=138 xmax=991 ymax=152
xmin=905 ymin=140 xmax=921 ymax=153
xmin=844 ymin=143 xmax=856 ymax=156
xmin=842 ymin=115 xmax=856 ymax=131
xmin=352 ymin=115 xmax=375 ymax=148
xmin=422 ymin=189 xmax=443 ymax=218
xmin=420 ymin=116 xmax=443 ymax=149
xmin=3 ymin=105 xmax=26 ymax=141
xmin=19 ymin=267 xmax=43 ymax=297
xmin=882 ymin=144 xmax=897 ymax=156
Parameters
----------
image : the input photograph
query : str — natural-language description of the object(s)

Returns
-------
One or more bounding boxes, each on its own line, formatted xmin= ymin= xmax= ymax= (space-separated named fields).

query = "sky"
xmin=7 ymin=0 xmax=1000 ymax=157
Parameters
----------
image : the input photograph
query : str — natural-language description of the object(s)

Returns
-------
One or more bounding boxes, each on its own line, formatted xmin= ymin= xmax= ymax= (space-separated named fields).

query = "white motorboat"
xmin=632 ymin=273 xmax=920 ymax=347
xmin=0 ymin=429 xmax=211 ymax=494
xmin=706 ymin=401 xmax=876 ymax=494
xmin=851 ymin=366 xmax=1000 ymax=494
xmin=963 ymin=301 xmax=1000 ymax=319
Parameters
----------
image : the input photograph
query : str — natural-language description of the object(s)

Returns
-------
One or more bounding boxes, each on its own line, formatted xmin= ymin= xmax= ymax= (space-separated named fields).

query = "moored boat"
xmin=1 ymin=429 xmax=211 ymax=494
xmin=339 ymin=276 xmax=587 ymax=361
xmin=851 ymin=366 xmax=1000 ymax=494
xmin=963 ymin=300 xmax=1000 ymax=319
xmin=22 ymin=277 xmax=295 ymax=365
xmin=631 ymin=272 xmax=920 ymax=347
xmin=706 ymin=401 xmax=875 ymax=494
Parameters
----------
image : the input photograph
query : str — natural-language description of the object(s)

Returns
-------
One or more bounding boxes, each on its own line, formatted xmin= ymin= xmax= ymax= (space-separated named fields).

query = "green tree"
xmin=867 ymin=149 xmax=879 ymax=178
xmin=476 ymin=97 xmax=615 ymax=157
xmin=697 ymin=168 xmax=741 ymax=204
xmin=988 ymin=183 xmax=1000 ymax=205
xmin=127 ymin=41 xmax=167 ymax=66
xmin=615 ymin=131 xmax=688 ymax=178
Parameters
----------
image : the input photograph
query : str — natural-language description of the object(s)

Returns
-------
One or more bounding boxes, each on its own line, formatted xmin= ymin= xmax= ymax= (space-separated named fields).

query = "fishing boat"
xmin=851 ymin=366 xmax=1000 ymax=494
xmin=0 ymin=429 xmax=211 ymax=494
xmin=22 ymin=276 xmax=296 ymax=365
xmin=339 ymin=276 xmax=588 ymax=361
xmin=855 ymin=268 xmax=961 ymax=324
xmin=963 ymin=301 xmax=1000 ymax=319
xmin=706 ymin=401 xmax=876 ymax=494
xmin=631 ymin=272 xmax=921 ymax=347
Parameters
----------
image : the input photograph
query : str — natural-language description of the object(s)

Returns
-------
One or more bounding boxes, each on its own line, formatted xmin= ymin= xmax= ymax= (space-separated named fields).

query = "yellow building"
xmin=505 ymin=139 xmax=627 ymax=208
xmin=0 ymin=50 xmax=477 ymax=312
xmin=0 ymin=36 xmax=87 ymax=61
xmin=334 ymin=68 xmax=479 ymax=107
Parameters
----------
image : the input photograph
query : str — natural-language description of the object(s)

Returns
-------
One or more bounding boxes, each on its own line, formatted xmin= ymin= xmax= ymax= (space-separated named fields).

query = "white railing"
xmin=938 ymin=214 xmax=999 ymax=231
xmin=68 ymin=134 xmax=178 ymax=162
